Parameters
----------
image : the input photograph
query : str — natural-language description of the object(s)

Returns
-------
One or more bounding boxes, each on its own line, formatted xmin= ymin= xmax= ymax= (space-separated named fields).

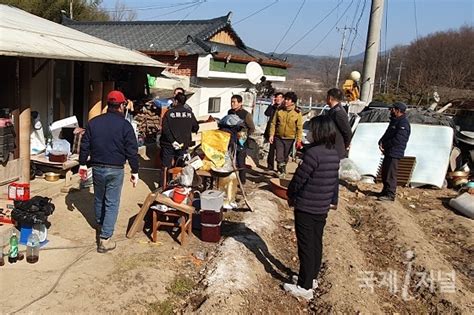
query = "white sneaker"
xmin=283 ymin=283 xmax=314 ymax=301
xmin=292 ymin=275 xmax=318 ymax=289
xmin=223 ymin=203 xmax=233 ymax=210
xmin=229 ymin=202 xmax=238 ymax=209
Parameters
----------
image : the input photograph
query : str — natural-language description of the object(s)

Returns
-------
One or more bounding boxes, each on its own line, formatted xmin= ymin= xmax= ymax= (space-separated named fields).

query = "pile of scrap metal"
xmin=449 ymin=183 xmax=474 ymax=219
xmin=348 ymin=102 xmax=473 ymax=190
xmin=448 ymin=100 xmax=474 ymax=169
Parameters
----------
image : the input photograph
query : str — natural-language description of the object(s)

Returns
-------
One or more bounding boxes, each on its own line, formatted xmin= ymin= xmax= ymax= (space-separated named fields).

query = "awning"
xmin=0 ymin=5 xmax=168 ymax=68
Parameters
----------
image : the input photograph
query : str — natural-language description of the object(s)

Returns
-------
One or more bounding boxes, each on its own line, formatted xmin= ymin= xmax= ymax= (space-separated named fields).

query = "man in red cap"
xmin=79 ymin=90 xmax=139 ymax=253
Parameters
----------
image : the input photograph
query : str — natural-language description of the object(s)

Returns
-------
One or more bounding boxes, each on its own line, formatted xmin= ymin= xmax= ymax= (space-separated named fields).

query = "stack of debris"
xmin=133 ymin=103 xmax=161 ymax=141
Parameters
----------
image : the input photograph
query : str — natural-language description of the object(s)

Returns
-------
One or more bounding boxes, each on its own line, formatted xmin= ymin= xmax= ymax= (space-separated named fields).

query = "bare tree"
xmin=371 ymin=27 xmax=474 ymax=105
xmin=0 ymin=0 xmax=109 ymax=22
xmin=401 ymin=26 xmax=474 ymax=104
xmin=318 ymin=57 xmax=338 ymax=88
xmin=108 ymin=0 xmax=136 ymax=21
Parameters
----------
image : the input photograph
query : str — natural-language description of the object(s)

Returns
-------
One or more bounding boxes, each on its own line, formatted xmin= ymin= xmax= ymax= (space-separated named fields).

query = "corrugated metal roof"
xmin=0 ymin=5 xmax=168 ymax=68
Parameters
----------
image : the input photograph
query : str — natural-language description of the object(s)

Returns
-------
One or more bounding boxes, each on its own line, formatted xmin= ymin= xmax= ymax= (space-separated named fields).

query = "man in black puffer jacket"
xmin=378 ymin=102 xmax=411 ymax=201
xmin=284 ymin=115 xmax=340 ymax=301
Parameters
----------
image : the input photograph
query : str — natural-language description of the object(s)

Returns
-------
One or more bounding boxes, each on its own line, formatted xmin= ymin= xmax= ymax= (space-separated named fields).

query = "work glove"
xmin=172 ymin=141 xmax=183 ymax=150
xmin=131 ymin=173 xmax=139 ymax=187
xmin=296 ymin=141 xmax=303 ymax=150
xmin=79 ymin=165 xmax=88 ymax=181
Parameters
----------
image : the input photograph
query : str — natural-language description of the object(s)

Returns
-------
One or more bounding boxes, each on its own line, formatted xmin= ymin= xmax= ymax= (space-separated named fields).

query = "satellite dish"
xmin=246 ymin=62 xmax=264 ymax=85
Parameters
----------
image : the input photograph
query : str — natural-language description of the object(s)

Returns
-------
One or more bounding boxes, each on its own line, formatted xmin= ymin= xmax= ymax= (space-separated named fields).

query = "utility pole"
xmin=335 ymin=26 xmax=354 ymax=87
xmin=384 ymin=51 xmax=391 ymax=94
xmin=396 ymin=61 xmax=403 ymax=94
xmin=360 ymin=0 xmax=385 ymax=103
xmin=70 ymin=0 xmax=73 ymax=19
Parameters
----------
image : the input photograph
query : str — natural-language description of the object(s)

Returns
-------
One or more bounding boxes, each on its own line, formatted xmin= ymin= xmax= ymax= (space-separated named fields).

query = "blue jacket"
xmin=79 ymin=111 xmax=139 ymax=173
xmin=378 ymin=115 xmax=411 ymax=159
xmin=287 ymin=144 xmax=340 ymax=215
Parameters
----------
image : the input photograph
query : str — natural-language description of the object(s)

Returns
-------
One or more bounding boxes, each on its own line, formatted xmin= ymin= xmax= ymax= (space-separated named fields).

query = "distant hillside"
xmin=274 ymin=53 xmax=364 ymax=81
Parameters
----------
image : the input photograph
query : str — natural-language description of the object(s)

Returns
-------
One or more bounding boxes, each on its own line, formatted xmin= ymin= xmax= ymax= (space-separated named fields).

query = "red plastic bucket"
xmin=172 ymin=187 xmax=187 ymax=204
xmin=201 ymin=222 xmax=221 ymax=243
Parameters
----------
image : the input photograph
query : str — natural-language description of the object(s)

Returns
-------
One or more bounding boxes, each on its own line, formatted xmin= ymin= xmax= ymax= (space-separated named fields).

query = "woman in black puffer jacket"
xmin=283 ymin=115 xmax=340 ymax=301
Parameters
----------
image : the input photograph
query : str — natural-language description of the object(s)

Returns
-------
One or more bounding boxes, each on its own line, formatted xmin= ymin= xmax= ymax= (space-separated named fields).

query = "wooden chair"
xmin=152 ymin=208 xmax=192 ymax=245
xmin=127 ymin=190 xmax=194 ymax=245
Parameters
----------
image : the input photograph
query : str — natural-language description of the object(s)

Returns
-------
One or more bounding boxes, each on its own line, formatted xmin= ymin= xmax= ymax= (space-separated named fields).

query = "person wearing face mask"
xmin=228 ymin=94 xmax=255 ymax=185
xmin=378 ymin=102 xmax=411 ymax=201
xmin=79 ymin=90 xmax=139 ymax=253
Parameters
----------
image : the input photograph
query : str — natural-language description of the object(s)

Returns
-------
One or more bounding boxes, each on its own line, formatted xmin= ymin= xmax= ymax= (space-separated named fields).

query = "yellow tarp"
xmin=201 ymin=130 xmax=231 ymax=169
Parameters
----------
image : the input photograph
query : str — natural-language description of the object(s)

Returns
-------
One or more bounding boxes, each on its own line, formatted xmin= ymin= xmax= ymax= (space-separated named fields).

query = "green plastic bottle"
xmin=8 ymin=231 xmax=18 ymax=263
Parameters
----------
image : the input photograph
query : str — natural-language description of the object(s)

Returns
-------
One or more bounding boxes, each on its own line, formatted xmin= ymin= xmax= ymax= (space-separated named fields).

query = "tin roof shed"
xmin=0 ymin=5 xmax=168 ymax=68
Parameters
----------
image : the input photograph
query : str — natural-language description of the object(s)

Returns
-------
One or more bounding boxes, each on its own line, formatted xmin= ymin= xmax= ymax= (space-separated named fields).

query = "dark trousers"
xmin=331 ymin=180 xmax=339 ymax=205
xmin=267 ymin=142 xmax=276 ymax=170
xmin=160 ymin=145 xmax=186 ymax=168
xmin=236 ymin=147 xmax=247 ymax=184
xmin=381 ymin=156 xmax=399 ymax=197
xmin=275 ymin=137 xmax=294 ymax=164
xmin=295 ymin=211 xmax=327 ymax=290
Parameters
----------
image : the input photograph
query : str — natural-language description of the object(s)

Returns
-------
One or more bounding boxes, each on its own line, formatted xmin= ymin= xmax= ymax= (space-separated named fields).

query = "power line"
xmin=149 ymin=1 xmax=205 ymax=43
xmin=346 ymin=0 xmax=367 ymax=58
xmin=272 ymin=0 xmax=306 ymax=54
xmin=281 ymin=0 xmax=345 ymax=54
xmin=413 ymin=0 xmax=419 ymax=39
xmin=336 ymin=26 xmax=355 ymax=86
xmin=306 ymin=0 xmax=355 ymax=55
xmin=349 ymin=0 xmax=362 ymax=30
xmin=234 ymin=0 xmax=279 ymax=25
xmin=101 ymin=1 xmax=199 ymax=13
xmin=145 ymin=1 xmax=203 ymax=20
xmin=344 ymin=0 xmax=362 ymax=57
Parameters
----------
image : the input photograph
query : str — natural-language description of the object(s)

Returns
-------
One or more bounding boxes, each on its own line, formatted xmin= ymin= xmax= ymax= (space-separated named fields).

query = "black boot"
xmin=278 ymin=163 xmax=287 ymax=178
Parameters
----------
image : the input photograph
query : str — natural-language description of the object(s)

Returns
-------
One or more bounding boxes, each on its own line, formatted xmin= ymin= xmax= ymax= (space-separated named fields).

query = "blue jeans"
xmin=92 ymin=167 xmax=124 ymax=239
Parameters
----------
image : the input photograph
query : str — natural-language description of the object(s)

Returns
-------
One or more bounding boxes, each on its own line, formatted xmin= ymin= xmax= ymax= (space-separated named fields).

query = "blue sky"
xmin=100 ymin=0 xmax=473 ymax=57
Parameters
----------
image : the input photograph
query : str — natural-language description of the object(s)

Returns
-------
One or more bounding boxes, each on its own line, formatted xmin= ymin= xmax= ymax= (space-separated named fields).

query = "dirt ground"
xmin=1 ymin=160 xmax=473 ymax=314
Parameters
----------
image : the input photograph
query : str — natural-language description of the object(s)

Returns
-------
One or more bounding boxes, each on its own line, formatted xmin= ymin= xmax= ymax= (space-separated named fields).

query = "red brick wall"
xmin=152 ymin=55 xmax=198 ymax=77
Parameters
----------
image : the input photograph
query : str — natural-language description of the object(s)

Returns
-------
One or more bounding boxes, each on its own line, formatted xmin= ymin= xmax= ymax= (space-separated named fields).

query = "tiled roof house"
xmin=63 ymin=12 xmax=289 ymax=117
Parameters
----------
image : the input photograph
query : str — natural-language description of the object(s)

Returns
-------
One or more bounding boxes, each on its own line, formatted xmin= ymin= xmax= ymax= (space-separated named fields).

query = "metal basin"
xmin=44 ymin=172 xmax=60 ymax=182
xmin=269 ymin=178 xmax=290 ymax=200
